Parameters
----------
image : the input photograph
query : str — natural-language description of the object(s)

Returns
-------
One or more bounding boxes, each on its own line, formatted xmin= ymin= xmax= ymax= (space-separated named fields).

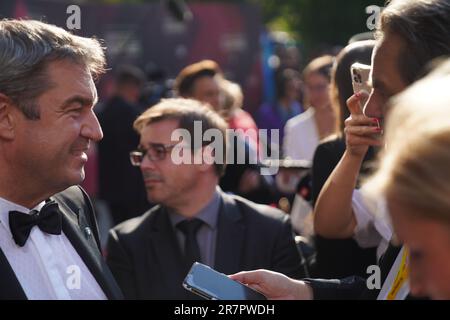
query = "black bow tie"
xmin=9 ymin=200 xmax=63 ymax=247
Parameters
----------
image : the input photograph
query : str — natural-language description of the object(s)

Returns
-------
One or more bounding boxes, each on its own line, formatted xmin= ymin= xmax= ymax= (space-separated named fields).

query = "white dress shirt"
xmin=0 ymin=197 xmax=106 ymax=300
xmin=283 ymin=108 xmax=320 ymax=161
xmin=352 ymin=189 xmax=392 ymax=260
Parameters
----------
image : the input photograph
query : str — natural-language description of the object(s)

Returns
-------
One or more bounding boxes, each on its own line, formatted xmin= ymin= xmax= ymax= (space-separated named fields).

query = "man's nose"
xmin=82 ymin=111 xmax=103 ymax=142
xmin=140 ymin=153 xmax=157 ymax=171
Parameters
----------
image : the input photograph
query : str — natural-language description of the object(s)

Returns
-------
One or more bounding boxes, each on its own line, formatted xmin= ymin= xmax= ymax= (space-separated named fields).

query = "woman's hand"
xmin=229 ymin=269 xmax=313 ymax=300
xmin=344 ymin=92 xmax=383 ymax=158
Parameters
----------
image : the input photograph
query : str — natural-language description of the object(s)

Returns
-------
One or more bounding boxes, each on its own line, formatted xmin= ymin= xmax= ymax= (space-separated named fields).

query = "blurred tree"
xmin=192 ymin=0 xmax=385 ymax=57
xmin=251 ymin=0 xmax=386 ymax=56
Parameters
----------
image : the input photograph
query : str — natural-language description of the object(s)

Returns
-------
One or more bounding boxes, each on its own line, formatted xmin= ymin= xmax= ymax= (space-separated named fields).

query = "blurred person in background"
xmin=174 ymin=59 xmax=222 ymax=111
xmin=217 ymin=79 xmax=263 ymax=199
xmin=257 ymin=68 xmax=304 ymax=148
xmin=174 ymin=61 xmax=274 ymax=203
xmin=97 ymin=65 xmax=150 ymax=226
xmin=283 ymin=55 xmax=335 ymax=162
xmin=279 ymin=56 xmax=335 ymax=240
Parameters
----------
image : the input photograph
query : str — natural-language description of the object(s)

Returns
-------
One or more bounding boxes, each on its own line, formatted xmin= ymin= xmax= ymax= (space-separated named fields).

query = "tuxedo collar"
xmin=0 ymin=249 xmax=27 ymax=299
xmin=0 ymin=188 xmax=123 ymax=300
xmin=51 ymin=191 xmax=123 ymax=300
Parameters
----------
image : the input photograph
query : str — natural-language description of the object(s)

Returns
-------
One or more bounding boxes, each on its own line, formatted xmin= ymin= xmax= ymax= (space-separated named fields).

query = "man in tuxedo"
xmin=106 ymin=98 xmax=304 ymax=299
xmin=0 ymin=19 xmax=122 ymax=299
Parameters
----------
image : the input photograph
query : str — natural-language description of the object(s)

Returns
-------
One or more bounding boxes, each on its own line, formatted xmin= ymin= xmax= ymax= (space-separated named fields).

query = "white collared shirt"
xmin=352 ymin=189 xmax=392 ymax=260
xmin=0 ymin=197 xmax=106 ymax=300
xmin=283 ymin=108 xmax=320 ymax=162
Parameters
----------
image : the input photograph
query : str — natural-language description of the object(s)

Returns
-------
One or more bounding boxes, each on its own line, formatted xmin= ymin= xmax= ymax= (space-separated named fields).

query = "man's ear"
xmin=0 ymin=93 xmax=16 ymax=140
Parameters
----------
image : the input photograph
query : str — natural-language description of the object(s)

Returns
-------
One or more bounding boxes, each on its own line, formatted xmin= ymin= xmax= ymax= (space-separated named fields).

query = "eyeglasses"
xmin=129 ymin=143 xmax=179 ymax=166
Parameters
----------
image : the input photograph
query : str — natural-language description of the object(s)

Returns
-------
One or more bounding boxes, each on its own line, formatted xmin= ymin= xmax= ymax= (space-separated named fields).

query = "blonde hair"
xmin=219 ymin=79 xmax=243 ymax=120
xmin=363 ymin=59 xmax=450 ymax=223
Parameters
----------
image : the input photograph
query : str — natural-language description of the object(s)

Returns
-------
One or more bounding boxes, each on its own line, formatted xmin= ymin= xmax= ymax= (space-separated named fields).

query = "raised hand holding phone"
xmin=344 ymin=91 xmax=383 ymax=158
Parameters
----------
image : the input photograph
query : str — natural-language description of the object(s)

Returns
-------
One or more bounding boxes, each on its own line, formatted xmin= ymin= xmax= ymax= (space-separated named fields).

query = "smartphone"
xmin=183 ymin=262 xmax=267 ymax=300
xmin=351 ymin=62 xmax=372 ymax=109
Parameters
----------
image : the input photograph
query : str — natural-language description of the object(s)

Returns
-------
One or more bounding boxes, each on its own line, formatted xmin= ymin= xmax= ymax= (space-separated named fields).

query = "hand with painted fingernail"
xmin=344 ymin=92 xmax=383 ymax=158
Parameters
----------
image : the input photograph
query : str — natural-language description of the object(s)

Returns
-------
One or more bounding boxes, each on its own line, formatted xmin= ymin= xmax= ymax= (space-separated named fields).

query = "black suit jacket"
xmin=0 ymin=186 xmax=123 ymax=300
xmin=106 ymin=191 xmax=304 ymax=299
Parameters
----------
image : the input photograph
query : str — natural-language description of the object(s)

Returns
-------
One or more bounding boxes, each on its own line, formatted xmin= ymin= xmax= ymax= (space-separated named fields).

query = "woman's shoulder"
xmin=316 ymin=135 xmax=346 ymax=154
xmin=285 ymin=108 xmax=316 ymax=132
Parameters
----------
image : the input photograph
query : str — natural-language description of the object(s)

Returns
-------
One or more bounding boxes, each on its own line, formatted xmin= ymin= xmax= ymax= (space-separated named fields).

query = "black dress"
xmin=309 ymin=136 xmax=377 ymax=279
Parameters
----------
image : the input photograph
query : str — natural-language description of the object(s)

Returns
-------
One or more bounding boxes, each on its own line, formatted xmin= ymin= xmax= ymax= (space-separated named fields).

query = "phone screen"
xmin=183 ymin=263 xmax=267 ymax=300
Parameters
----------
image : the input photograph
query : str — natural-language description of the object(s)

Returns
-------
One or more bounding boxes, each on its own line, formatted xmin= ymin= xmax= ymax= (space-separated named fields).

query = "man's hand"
xmin=229 ymin=269 xmax=313 ymax=300
xmin=344 ymin=92 xmax=382 ymax=158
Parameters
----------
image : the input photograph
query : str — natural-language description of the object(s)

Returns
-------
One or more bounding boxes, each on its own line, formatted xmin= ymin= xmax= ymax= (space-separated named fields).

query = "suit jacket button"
xmin=84 ymin=227 xmax=92 ymax=238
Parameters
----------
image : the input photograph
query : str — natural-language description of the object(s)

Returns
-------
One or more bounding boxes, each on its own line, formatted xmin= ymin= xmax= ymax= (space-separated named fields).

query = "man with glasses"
xmin=106 ymin=98 xmax=304 ymax=299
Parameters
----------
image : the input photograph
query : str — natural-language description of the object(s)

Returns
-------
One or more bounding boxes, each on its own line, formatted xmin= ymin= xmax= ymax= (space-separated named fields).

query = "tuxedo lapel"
xmin=147 ymin=207 xmax=188 ymax=298
xmin=0 ymin=248 xmax=27 ymax=300
xmin=214 ymin=192 xmax=245 ymax=275
xmin=54 ymin=195 xmax=123 ymax=300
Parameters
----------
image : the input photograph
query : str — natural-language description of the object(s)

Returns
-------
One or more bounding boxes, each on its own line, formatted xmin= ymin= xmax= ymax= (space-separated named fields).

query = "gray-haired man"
xmin=0 ymin=19 xmax=122 ymax=299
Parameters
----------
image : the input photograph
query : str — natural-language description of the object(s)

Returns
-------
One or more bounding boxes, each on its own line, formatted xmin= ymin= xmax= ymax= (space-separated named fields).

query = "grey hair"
xmin=0 ymin=19 xmax=106 ymax=119
xmin=377 ymin=0 xmax=450 ymax=84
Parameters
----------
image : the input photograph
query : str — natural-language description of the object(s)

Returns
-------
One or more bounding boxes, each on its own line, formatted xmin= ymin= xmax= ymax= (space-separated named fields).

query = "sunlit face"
xmin=139 ymin=119 xmax=202 ymax=209
xmin=363 ymin=33 xmax=409 ymax=126
xmin=388 ymin=197 xmax=450 ymax=299
xmin=191 ymin=76 xmax=221 ymax=111
xmin=304 ymin=72 xmax=330 ymax=109
xmin=11 ymin=60 xmax=103 ymax=193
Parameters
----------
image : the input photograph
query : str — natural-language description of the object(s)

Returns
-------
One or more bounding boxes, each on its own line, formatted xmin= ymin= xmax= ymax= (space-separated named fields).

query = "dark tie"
xmin=9 ymin=200 xmax=63 ymax=247
xmin=176 ymin=218 xmax=203 ymax=271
